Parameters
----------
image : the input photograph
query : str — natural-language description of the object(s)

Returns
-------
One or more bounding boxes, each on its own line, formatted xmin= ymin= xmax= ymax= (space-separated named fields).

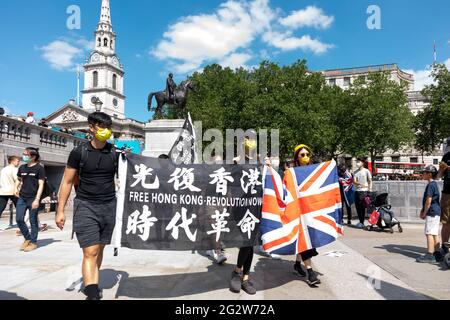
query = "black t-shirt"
xmin=17 ymin=164 xmax=46 ymax=199
xmin=443 ymin=152 xmax=450 ymax=194
xmin=68 ymin=142 xmax=119 ymax=203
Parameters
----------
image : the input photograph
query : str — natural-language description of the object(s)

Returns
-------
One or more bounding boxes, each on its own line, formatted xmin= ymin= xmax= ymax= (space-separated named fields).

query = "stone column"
xmin=142 ymin=119 xmax=186 ymax=158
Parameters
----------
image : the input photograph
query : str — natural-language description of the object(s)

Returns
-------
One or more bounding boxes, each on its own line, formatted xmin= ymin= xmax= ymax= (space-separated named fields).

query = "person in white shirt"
xmin=0 ymin=156 xmax=20 ymax=219
xmin=353 ymin=158 xmax=373 ymax=229
xmin=25 ymin=112 xmax=35 ymax=124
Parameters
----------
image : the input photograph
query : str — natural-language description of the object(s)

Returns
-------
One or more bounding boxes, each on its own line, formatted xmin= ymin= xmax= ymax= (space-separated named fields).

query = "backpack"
xmin=41 ymin=178 xmax=56 ymax=200
xmin=73 ymin=142 xmax=119 ymax=190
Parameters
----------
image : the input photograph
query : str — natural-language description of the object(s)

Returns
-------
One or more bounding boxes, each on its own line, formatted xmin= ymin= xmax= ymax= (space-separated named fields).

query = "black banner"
xmin=115 ymin=154 xmax=264 ymax=251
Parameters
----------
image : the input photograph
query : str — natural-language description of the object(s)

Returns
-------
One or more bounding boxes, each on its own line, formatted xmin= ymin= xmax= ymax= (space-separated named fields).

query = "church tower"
xmin=82 ymin=0 xmax=125 ymax=119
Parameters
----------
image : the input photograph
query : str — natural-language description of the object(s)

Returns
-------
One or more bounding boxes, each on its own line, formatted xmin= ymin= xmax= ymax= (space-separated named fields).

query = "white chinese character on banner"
xmin=207 ymin=208 xmax=231 ymax=241
xmin=168 ymin=168 xmax=201 ymax=192
xmin=130 ymin=164 xmax=160 ymax=190
xmin=209 ymin=168 xmax=234 ymax=196
xmin=240 ymin=168 xmax=262 ymax=194
xmin=237 ymin=210 xmax=261 ymax=239
xmin=126 ymin=205 xmax=158 ymax=241
xmin=172 ymin=130 xmax=195 ymax=165
xmin=165 ymin=207 xmax=198 ymax=242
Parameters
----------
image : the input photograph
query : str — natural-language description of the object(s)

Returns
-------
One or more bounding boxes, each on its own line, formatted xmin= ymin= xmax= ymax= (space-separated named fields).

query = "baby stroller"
xmin=365 ymin=193 xmax=403 ymax=234
xmin=444 ymin=243 xmax=450 ymax=269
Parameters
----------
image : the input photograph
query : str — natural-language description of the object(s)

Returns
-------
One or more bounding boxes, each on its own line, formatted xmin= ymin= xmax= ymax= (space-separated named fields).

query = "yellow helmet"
xmin=294 ymin=144 xmax=312 ymax=155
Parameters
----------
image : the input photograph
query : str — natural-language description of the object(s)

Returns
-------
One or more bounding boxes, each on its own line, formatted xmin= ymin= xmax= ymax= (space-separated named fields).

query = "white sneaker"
xmin=269 ymin=253 xmax=282 ymax=260
xmin=215 ymin=252 xmax=227 ymax=265
xmin=206 ymin=250 xmax=216 ymax=259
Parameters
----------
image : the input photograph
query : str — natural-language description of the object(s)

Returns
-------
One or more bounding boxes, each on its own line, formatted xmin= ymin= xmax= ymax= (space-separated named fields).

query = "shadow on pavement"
xmin=374 ymin=244 xmax=427 ymax=259
xmin=0 ymin=290 xmax=27 ymax=300
xmin=357 ymin=273 xmax=434 ymax=300
xmin=113 ymin=258 xmax=304 ymax=299
xmin=36 ymin=238 xmax=62 ymax=249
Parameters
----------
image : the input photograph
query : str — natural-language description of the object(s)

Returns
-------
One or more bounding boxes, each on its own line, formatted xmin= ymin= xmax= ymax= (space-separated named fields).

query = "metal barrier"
xmin=373 ymin=181 xmax=444 ymax=221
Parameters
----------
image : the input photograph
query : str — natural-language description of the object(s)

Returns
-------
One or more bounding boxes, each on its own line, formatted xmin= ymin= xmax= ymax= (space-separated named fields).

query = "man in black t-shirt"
xmin=56 ymin=112 xmax=119 ymax=300
xmin=438 ymin=145 xmax=450 ymax=253
xmin=15 ymin=148 xmax=46 ymax=252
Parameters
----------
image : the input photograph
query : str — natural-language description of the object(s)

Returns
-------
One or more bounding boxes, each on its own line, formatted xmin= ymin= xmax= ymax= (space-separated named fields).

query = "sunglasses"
xmin=300 ymin=153 xmax=310 ymax=158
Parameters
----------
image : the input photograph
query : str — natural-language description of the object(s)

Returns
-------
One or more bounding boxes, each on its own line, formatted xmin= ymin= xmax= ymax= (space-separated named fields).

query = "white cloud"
xmin=219 ymin=52 xmax=253 ymax=69
xmin=405 ymin=68 xmax=433 ymax=91
xmin=39 ymin=41 xmax=82 ymax=71
xmin=152 ymin=0 xmax=334 ymax=74
xmin=279 ymin=6 xmax=334 ymax=30
xmin=405 ymin=58 xmax=450 ymax=91
xmin=74 ymin=38 xmax=95 ymax=51
xmin=39 ymin=36 xmax=93 ymax=71
xmin=263 ymin=31 xmax=334 ymax=54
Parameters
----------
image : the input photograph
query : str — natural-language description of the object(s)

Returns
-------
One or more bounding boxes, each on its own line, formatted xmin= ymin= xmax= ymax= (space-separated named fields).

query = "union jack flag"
xmin=261 ymin=160 xmax=344 ymax=255
xmin=339 ymin=170 xmax=355 ymax=206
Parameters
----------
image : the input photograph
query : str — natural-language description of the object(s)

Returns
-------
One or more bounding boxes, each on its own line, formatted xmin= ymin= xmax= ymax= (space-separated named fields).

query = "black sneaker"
xmin=241 ymin=280 xmax=257 ymax=295
xmin=306 ymin=269 xmax=320 ymax=286
xmin=434 ymin=251 xmax=444 ymax=262
xmin=229 ymin=271 xmax=243 ymax=293
xmin=294 ymin=263 xmax=307 ymax=277
xmin=83 ymin=286 xmax=102 ymax=300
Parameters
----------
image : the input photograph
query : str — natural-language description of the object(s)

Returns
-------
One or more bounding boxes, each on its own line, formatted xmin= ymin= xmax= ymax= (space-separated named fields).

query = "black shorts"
xmin=300 ymin=248 xmax=318 ymax=261
xmin=73 ymin=198 xmax=117 ymax=249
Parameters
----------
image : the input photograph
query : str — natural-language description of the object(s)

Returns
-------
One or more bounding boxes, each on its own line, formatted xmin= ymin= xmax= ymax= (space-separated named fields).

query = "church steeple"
xmin=95 ymin=0 xmax=115 ymax=54
xmin=98 ymin=0 xmax=113 ymax=33
xmin=100 ymin=0 xmax=112 ymax=25
xmin=82 ymin=0 xmax=126 ymax=120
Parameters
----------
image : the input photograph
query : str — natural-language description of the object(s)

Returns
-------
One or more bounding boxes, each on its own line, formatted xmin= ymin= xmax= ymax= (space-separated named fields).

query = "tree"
xmin=341 ymin=72 xmax=414 ymax=175
xmin=186 ymin=60 xmax=352 ymax=163
xmin=415 ymin=63 xmax=450 ymax=153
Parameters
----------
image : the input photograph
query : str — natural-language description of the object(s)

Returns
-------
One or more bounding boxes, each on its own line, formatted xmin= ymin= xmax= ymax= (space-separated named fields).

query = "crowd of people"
xmin=1 ymin=111 xmax=449 ymax=300
xmin=332 ymin=148 xmax=450 ymax=265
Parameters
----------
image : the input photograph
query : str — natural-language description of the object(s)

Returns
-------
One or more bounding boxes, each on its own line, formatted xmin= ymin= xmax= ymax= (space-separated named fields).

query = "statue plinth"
xmin=142 ymin=119 xmax=186 ymax=158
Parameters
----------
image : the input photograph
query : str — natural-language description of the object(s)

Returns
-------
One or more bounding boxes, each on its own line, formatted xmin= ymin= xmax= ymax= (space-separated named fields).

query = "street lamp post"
xmin=94 ymin=97 xmax=103 ymax=112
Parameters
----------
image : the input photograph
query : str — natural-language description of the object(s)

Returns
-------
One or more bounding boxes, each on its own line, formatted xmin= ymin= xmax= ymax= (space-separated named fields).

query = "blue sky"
xmin=0 ymin=0 xmax=449 ymax=122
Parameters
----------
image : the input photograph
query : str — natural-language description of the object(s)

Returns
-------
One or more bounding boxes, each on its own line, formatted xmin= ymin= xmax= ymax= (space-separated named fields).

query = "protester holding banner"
xmin=292 ymin=144 xmax=321 ymax=286
xmin=56 ymin=112 xmax=119 ymax=300
xmin=230 ymin=135 xmax=261 ymax=295
xmin=15 ymin=148 xmax=46 ymax=252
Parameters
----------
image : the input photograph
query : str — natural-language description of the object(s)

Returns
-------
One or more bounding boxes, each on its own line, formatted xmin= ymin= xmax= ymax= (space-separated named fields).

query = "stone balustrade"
xmin=0 ymin=115 xmax=86 ymax=167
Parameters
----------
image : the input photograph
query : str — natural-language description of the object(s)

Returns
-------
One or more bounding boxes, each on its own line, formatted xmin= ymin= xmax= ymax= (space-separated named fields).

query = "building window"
xmin=375 ymin=156 xmax=383 ymax=162
xmin=110 ymin=40 xmax=114 ymax=49
xmin=391 ymin=156 xmax=400 ymax=163
xmin=433 ymin=159 xmax=439 ymax=165
xmin=344 ymin=77 xmax=351 ymax=86
xmin=410 ymin=157 xmax=419 ymax=163
xmin=104 ymin=38 xmax=108 ymax=47
xmin=98 ymin=37 xmax=101 ymax=47
xmin=329 ymin=78 xmax=336 ymax=86
xmin=112 ymin=74 xmax=117 ymax=90
xmin=93 ymin=71 xmax=98 ymax=88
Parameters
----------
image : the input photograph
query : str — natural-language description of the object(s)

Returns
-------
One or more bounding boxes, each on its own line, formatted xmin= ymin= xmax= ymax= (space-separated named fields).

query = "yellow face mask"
xmin=295 ymin=145 xmax=311 ymax=166
xmin=95 ymin=128 xmax=113 ymax=142
xmin=244 ymin=139 xmax=258 ymax=151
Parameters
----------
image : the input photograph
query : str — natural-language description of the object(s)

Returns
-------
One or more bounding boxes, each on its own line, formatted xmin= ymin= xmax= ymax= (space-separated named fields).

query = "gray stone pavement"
xmin=0 ymin=211 xmax=448 ymax=300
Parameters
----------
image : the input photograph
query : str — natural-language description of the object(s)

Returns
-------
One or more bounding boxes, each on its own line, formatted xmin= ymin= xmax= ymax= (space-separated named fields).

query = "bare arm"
xmin=14 ymin=179 xmax=22 ymax=197
xmin=31 ymin=179 xmax=45 ymax=209
xmin=55 ymin=167 xmax=77 ymax=230
xmin=437 ymin=162 xmax=448 ymax=179
xmin=421 ymin=197 xmax=432 ymax=220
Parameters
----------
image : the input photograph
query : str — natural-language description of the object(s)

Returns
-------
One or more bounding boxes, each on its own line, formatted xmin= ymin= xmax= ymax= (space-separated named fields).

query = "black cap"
xmin=423 ymin=165 xmax=437 ymax=174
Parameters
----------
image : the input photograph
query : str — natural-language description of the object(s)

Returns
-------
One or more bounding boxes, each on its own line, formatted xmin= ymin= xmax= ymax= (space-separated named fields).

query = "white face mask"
xmin=356 ymin=162 xmax=363 ymax=168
